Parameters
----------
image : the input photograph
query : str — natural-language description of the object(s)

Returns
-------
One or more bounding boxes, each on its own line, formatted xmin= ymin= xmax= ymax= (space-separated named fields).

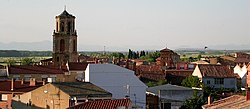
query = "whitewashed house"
xmin=85 ymin=64 xmax=147 ymax=109
xmin=234 ymin=64 xmax=247 ymax=87
xmin=192 ymin=64 xmax=237 ymax=90
xmin=147 ymin=84 xmax=202 ymax=109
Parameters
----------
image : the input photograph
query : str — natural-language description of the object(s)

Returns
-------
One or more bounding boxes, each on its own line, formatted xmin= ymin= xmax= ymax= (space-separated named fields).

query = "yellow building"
xmin=13 ymin=82 xmax=112 ymax=109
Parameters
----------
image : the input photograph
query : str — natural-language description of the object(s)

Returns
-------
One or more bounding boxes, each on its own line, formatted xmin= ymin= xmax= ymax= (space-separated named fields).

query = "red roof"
xmin=234 ymin=57 xmax=250 ymax=63
xmin=165 ymin=70 xmax=193 ymax=77
xmin=198 ymin=64 xmax=235 ymax=78
xmin=67 ymin=99 xmax=131 ymax=109
xmin=8 ymin=65 xmax=65 ymax=74
xmin=68 ymin=62 xmax=88 ymax=71
xmin=0 ymin=80 xmax=44 ymax=93
xmin=160 ymin=48 xmax=173 ymax=52
xmin=136 ymin=65 xmax=162 ymax=72
xmin=202 ymin=95 xmax=250 ymax=109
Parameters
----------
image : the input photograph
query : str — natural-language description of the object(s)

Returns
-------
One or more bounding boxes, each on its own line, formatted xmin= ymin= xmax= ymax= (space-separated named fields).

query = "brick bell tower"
xmin=52 ymin=9 xmax=78 ymax=66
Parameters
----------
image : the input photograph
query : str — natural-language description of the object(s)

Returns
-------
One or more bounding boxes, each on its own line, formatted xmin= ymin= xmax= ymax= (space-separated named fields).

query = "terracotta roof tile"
xmin=136 ymin=65 xmax=162 ymax=72
xmin=68 ymin=62 xmax=88 ymax=71
xmin=234 ymin=57 xmax=250 ymax=63
xmin=203 ymin=95 xmax=250 ymax=109
xmin=52 ymin=82 xmax=112 ymax=97
xmin=165 ymin=70 xmax=193 ymax=77
xmin=67 ymin=99 xmax=131 ymax=109
xmin=0 ymin=80 xmax=44 ymax=93
xmin=160 ymin=48 xmax=173 ymax=52
xmin=8 ymin=65 xmax=65 ymax=74
xmin=198 ymin=64 xmax=235 ymax=78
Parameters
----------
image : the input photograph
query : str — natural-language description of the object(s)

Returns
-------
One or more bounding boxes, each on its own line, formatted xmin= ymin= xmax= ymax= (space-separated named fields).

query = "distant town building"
xmin=146 ymin=84 xmax=202 ymax=109
xmin=0 ymin=79 xmax=45 ymax=109
xmin=52 ymin=9 xmax=78 ymax=66
xmin=12 ymin=82 xmax=112 ymax=109
xmin=192 ymin=64 xmax=237 ymax=90
xmin=156 ymin=47 xmax=180 ymax=68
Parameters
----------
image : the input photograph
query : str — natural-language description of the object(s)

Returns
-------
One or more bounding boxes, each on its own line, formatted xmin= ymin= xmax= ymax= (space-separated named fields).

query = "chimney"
xmin=246 ymin=88 xmax=250 ymax=100
xmin=21 ymin=79 xmax=24 ymax=85
xmin=11 ymin=78 xmax=15 ymax=91
xmin=43 ymin=80 xmax=46 ymax=86
xmin=208 ymin=96 xmax=213 ymax=105
xmin=30 ymin=78 xmax=36 ymax=86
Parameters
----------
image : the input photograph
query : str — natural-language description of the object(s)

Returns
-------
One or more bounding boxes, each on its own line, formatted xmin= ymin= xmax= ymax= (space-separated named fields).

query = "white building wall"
xmin=203 ymin=78 xmax=236 ymax=90
xmin=192 ymin=66 xmax=202 ymax=79
xmin=85 ymin=64 xmax=147 ymax=109
xmin=234 ymin=64 xmax=247 ymax=87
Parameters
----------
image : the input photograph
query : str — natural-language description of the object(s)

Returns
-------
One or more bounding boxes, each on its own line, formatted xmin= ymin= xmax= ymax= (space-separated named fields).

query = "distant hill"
xmin=0 ymin=40 xmax=52 ymax=51
xmin=1 ymin=40 xmax=250 ymax=52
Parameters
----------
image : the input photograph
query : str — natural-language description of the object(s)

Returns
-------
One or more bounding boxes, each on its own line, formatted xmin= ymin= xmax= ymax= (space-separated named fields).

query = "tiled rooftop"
xmin=68 ymin=62 xmax=88 ymax=71
xmin=8 ymin=65 xmax=65 ymax=74
xmin=0 ymin=80 xmax=44 ymax=93
xmin=203 ymin=95 xmax=250 ymax=109
xmin=52 ymin=82 xmax=112 ymax=97
xmin=198 ymin=64 xmax=235 ymax=78
xmin=67 ymin=99 xmax=131 ymax=109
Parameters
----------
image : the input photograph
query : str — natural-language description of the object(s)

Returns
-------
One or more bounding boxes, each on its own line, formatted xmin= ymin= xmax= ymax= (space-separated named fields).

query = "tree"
xmin=180 ymin=93 xmax=204 ymax=109
xmin=110 ymin=52 xmax=125 ymax=59
xmin=147 ymin=81 xmax=155 ymax=87
xmin=128 ymin=49 xmax=132 ymax=59
xmin=197 ymin=54 xmax=202 ymax=60
xmin=157 ymin=80 xmax=168 ymax=85
xmin=21 ymin=58 xmax=33 ymax=65
xmin=5 ymin=59 xmax=16 ymax=66
xmin=181 ymin=76 xmax=202 ymax=88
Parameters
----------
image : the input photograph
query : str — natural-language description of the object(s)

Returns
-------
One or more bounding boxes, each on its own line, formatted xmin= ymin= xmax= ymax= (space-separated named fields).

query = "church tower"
xmin=52 ymin=9 xmax=78 ymax=66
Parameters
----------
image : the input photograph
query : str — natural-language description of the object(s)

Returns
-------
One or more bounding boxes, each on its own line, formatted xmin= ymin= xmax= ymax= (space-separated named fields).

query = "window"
xmin=56 ymin=22 xmax=58 ymax=32
xmin=1 ymin=94 xmax=8 ymax=101
xmin=67 ymin=22 xmax=71 ymax=33
xmin=60 ymin=39 xmax=65 ymax=52
xmin=61 ymin=22 xmax=64 ymax=32
xmin=215 ymin=78 xmax=224 ymax=85
xmin=73 ymin=40 xmax=76 ymax=52
xmin=56 ymin=57 xmax=59 ymax=62
xmin=230 ymin=80 xmax=234 ymax=85
xmin=207 ymin=80 xmax=210 ymax=84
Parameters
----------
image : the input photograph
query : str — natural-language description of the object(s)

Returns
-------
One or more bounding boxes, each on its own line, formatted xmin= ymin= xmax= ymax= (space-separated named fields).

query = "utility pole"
xmin=158 ymin=90 xmax=161 ymax=109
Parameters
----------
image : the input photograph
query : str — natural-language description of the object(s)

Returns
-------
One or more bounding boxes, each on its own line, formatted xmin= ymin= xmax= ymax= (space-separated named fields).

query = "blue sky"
xmin=0 ymin=0 xmax=249 ymax=51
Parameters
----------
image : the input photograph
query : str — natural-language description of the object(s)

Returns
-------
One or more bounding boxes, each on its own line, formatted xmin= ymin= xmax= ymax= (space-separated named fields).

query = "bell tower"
xmin=52 ymin=9 xmax=78 ymax=66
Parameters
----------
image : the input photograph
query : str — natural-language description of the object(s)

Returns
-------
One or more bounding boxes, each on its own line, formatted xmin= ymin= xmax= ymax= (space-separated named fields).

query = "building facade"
xmin=52 ymin=9 xmax=78 ymax=66
xmin=157 ymin=47 xmax=180 ymax=68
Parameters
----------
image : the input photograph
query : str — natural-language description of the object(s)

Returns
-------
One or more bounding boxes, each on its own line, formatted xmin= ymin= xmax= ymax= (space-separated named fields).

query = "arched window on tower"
xmin=60 ymin=39 xmax=65 ymax=52
xmin=61 ymin=22 xmax=64 ymax=32
xmin=73 ymin=40 xmax=76 ymax=52
xmin=67 ymin=22 xmax=71 ymax=33
xmin=56 ymin=22 xmax=58 ymax=32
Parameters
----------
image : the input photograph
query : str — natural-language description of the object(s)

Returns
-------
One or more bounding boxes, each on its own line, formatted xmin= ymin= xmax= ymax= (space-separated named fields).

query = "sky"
xmin=0 ymin=0 xmax=250 ymax=51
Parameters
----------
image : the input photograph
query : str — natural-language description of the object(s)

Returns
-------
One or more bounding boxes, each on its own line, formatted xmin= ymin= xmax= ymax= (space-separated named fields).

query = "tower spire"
xmin=64 ymin=5 xmax=66 ymax=11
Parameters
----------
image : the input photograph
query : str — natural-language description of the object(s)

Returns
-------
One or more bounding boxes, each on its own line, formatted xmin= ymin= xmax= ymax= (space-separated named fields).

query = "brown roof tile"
xmin=67 ymin=99 xmax=131 ymax=109
xmin=136 ymin=65 xmax=162 ymax=72
xmin=0 ymin=80 xmax=44 ymax=93
xmin=203 ymin=95 xmax=250 ymax=109
xmin=165 ymin=70 xmax=193 ymax=77
xmin=8 ymin=65 xmax=65 ymax=74
xmin=68 ymin=62 xmax=88 ymax=71
xmin=160 ymin=48 xmax=173 ymax=52
xmin=234 ymin=57 xmax=250 ymax=63
xmin=198 ymin=64 xmax=235 ymax=78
